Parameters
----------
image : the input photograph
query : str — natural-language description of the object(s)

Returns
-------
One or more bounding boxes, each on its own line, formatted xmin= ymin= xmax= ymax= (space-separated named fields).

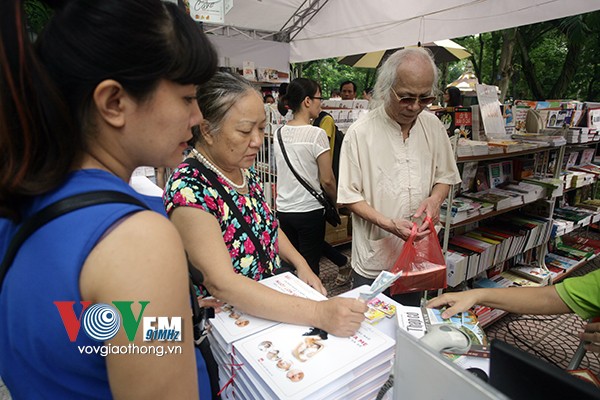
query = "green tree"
xmin=293 ymin=59 xmax=376 ymax=98
xmin=455 ymin=10 xmax=600 ymax=101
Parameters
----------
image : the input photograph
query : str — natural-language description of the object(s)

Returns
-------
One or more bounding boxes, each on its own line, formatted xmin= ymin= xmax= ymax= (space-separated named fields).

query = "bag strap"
xmin=0 ymin=190 xmax=148 ymax=289
xmin=276 ymin=127 xmax=324 ymax=203
xmin=185 ymin=157 xmax=272 ymax=271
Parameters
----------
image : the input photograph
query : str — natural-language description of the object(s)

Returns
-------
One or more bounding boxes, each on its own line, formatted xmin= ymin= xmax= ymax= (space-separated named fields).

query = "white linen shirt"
xmin=274 ymin=124 xmax=330 ymax=212
xmin=338 ymin=106 xmax=461 ymax=278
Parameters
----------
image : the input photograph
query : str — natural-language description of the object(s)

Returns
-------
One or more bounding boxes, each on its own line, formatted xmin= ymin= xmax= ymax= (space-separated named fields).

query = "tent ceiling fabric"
xmin=207 ymin=0 xmax=600 ymax=64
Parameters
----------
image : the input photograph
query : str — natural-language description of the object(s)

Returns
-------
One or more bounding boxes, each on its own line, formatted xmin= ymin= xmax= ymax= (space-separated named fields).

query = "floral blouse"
xmin=164 ymin=159 xmax=281 ymax=294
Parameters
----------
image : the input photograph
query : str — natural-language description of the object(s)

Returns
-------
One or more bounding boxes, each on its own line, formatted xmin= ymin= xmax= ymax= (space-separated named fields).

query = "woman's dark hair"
xmin=0 ymin=0 xmax=218 ymax=219
xmin=277 ymin=78 xmax=321 ymax=115
xmin=446 ymin=86 xmax=462 ymax=107
xmin=192 ymin=72 xmax=260 ymax=145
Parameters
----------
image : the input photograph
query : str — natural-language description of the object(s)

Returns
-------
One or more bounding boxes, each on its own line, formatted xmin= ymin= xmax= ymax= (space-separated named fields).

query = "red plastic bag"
xmin=390 ymin=217 xmax=447 ymax=295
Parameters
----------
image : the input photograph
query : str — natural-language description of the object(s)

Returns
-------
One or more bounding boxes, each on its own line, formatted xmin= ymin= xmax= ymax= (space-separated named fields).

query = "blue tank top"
xmin=0 ymin=169 xmax=210 ymax=399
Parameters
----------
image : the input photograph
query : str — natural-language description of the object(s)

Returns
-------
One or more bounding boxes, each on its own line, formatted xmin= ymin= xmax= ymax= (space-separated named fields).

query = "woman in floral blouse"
xmin=164 ymin=72 xmax=367 ymax=338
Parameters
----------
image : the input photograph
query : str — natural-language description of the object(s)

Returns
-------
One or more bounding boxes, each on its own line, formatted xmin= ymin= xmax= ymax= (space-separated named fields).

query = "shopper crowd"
xmin=1 ymin=2 xmax=600 ymax=399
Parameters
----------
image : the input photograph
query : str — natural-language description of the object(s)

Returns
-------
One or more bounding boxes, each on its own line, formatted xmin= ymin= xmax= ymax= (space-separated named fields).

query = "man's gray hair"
xmin=371 ymin=48 xmax=439 ymax=109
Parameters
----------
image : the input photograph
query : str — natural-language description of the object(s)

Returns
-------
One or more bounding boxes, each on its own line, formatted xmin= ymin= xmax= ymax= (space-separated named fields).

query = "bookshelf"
xmin=441 ymin=137 xmax=600 ymax=327
xmin=440 ymin=142 xmax=569 ymax=327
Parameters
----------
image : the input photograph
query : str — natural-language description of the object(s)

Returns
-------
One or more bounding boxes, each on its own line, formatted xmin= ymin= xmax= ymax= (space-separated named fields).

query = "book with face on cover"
xmin=209 ymin=272 xmax=327 ymax=352
xmin=232 ymin=321 xmax=395 ymax=400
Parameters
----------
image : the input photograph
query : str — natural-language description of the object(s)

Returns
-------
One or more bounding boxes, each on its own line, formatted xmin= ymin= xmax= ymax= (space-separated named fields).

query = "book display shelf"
xmin=440 ymin=136 xmax=600 ymax=327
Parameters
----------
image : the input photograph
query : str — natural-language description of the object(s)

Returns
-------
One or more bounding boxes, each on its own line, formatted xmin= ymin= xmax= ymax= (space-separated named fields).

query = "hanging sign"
xmin=187 ymin=0 xmax=233 ymax=23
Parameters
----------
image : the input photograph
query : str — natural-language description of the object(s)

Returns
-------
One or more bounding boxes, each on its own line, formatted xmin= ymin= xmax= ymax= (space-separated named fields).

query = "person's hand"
xmin=297 ymin=268 xmax=327 ymax=296
xmin=425 ymin=291 xmax=479 ymax=319
xmin=384 ymin=218 xmax=427 ymax=241
xmin=197 ymin=296 xmax=225 ymax=312
xmin=580 ymin=321 xmax=600 ymax=354
xmin=413 ymin=196 xmax=442 ymax=229
xmin=314 ymin=297 xmax=368 ymax=337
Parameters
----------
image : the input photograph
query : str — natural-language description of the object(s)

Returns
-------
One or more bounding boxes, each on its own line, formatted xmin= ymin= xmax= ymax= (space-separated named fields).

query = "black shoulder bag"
xmin=0 ymin=191 xmax=148 ymax=287
xmin=276 ymin=127 xmax=341 ymax=226
xmin=0 ymin=190 xmax=209 ymax=342
xmin=185 ymin=157 xmax=274 ymax=273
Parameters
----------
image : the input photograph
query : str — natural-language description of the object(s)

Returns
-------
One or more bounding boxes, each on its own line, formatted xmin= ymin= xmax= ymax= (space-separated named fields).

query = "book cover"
xmin=424 ymin=307 xmax=488 ymax=348
xmin=460 ymin=161 xmax=479 ymax=192
xmin=579 ymin=148 xmax=596 ymax=165
xmin=454 ymin=107 xmax=473 ymax=139
xmin=487 ymin=160 xmax=513 ymax=188
xmin=474 ymin=165 xmax=490 ymax=192
xmin=233 ymin=322 xmax=394 ymax=400
xmin=209 ymin=272 xmax=326 ymax=351
xmin=510 ymin=264 xmax=551 ymax=284
xmin=500 ymin=270 xmax=542 ymax=287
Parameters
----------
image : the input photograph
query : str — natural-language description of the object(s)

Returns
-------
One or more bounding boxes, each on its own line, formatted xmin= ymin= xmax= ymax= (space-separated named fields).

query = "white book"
xmin=209 ymin=272 xmax=326 ymax=352
xmin=233 ymin=322 xmax=394 ymax=400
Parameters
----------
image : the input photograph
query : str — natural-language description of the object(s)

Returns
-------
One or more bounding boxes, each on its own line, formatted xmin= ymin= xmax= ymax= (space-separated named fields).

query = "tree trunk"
xmin=497 ymin=28 xmax=516 ymax=102
xmin=548 ymin=39 xmax=582 ymax=99
xmin=516 ymin=29 xmax=545 ymax=100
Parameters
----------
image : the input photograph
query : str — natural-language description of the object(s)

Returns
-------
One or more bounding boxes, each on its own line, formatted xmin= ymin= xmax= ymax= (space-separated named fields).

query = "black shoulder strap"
xmin=0 ymin=190 xmax=148 ymax=288
xmin=312 ymin=111 xmax=325 ymax=127
xmin=185 ymin=157 xmax=272 ymax=271
xmin=276 ymin=127 xmax=324 ymax=201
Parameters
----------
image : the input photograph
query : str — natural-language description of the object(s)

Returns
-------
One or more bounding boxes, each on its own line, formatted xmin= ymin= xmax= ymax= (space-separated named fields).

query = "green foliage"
xmin=293 ymin=58 xmax=377 ymax=98
xmin=300 ymin=10 xmax=600 ymax=103
xmin=24 ymin=0 xmax=53 ymax=36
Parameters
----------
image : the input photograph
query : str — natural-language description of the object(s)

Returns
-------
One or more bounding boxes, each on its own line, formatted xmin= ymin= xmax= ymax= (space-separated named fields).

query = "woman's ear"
xmin=198 ymin=120 xmax=215 ymax=145
xmin=92 ymin=80 xmax=127 ymax=128
xmin=303 ymin=96 xmax=312 ymax=108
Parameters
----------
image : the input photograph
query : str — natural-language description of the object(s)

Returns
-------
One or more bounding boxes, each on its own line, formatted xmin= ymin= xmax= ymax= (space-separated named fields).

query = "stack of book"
xmin=462 ymin=190 xmax=513 ymax=211
xmin=209 ymin=272 xmax=396 ymax=399
xmin=523 ymin=176 xmax=564 ymax=197
xmin=511 ymin=133 xmax=567 ymax=147
xmin=502 ymin=181 xmax=546 ymax=203
xmin=456 ymin=138 xmax=489 ymax=157
xmin=208 ymin=272 xmax=328 ymax=398
xmin=545 ymin=252 xmax=580 ymax=275
xmin=440 ymin=197 xmax=482 ymax=224
xmin=553 ymin=206 xmax=594 ymax=228
xmin=509 ymin=263 xmax=552 ymax=284
xmin=232 ymin=316 xmax=394 ymax=399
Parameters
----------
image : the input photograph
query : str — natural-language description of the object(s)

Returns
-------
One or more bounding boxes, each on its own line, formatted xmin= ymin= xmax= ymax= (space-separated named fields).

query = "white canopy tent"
xmin=203 ymin=0 xmax=600 ymax=64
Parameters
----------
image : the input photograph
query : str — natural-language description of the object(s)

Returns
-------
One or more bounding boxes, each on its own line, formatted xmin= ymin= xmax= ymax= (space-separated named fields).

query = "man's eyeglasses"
xmin=310 ymin=96 xmax=324 ymax=100
xmin=390 ymin=87 xmax=435 ymax=106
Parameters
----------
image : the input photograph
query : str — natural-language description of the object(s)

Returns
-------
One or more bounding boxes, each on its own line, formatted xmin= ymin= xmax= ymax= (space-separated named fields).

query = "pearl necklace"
xmin=191 ymin=148 xmax=247 ymax=190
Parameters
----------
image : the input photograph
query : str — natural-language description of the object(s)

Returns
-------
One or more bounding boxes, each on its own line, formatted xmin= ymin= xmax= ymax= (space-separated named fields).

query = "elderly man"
xmin=337 ymin=48 xmax=461 ymax=306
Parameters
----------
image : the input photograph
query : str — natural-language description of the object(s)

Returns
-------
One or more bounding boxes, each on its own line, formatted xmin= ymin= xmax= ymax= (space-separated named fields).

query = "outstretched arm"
xmin=426 ymin=286 xmax=572 ymax=319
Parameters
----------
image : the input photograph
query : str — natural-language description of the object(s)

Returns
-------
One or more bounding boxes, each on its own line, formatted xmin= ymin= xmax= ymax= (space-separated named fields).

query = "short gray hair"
xmin=193 ymin=72 xmax=261 ymax=144
xmin=371 ymin=48 xmax=439 ymax=109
